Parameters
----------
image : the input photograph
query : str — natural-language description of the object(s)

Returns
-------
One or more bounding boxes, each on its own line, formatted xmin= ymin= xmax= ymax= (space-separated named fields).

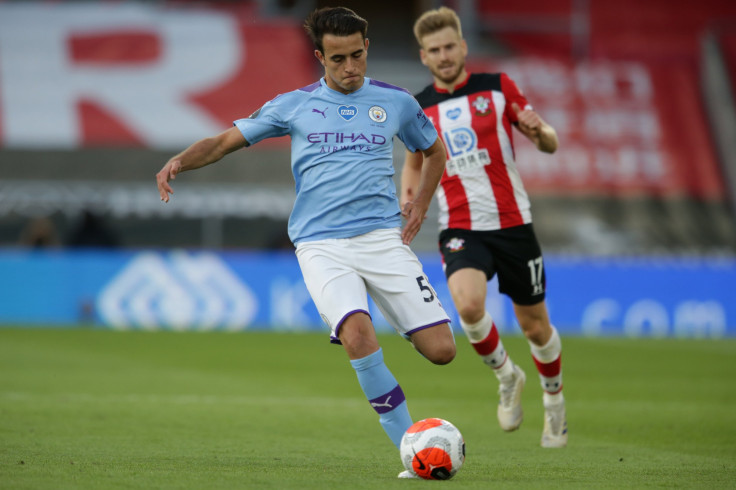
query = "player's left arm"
xmin=511 ymin=102 xmax=558 ymax=154
xmin=401 ymin=137 xmax=445 ymax=245
xmin=501 ymin=72 xmax=558 ymax=154
xmin=400 ymin=149 xmax=423 ymax=210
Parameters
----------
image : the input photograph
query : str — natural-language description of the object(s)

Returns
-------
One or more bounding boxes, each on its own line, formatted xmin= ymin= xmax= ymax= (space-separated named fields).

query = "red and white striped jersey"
xmin=414 ymin=73 xmax=533 ymax=231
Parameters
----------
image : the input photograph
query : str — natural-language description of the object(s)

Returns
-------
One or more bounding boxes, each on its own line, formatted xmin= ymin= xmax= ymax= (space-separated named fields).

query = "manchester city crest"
xmin=369 ymin=105 xmax=387 ymax=123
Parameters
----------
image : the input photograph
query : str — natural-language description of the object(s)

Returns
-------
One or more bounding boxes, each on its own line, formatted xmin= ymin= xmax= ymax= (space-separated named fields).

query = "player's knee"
xmin=455 ymin=299 xmax=485 ymax=324
xmin=339 ymin=313 xmax=379 ymax=357
xmin=411 ymin=323 xmax=456 ymax=365
xmin=426 ymin=342 xmax=456 ymax=365
xmin=520 ymin=319 xmax=550 ymax=346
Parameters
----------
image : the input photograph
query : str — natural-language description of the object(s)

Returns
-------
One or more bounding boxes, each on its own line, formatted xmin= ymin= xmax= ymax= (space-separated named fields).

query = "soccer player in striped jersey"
xmin=401 ymin=6 xmax=567 ymax=448
xmin=156 ymin=7 xmax=457 ymax=475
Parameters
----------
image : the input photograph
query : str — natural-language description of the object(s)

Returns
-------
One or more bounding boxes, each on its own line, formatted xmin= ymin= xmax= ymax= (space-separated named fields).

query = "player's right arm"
xmin=157 ymin=127 xmax=248 ymax=202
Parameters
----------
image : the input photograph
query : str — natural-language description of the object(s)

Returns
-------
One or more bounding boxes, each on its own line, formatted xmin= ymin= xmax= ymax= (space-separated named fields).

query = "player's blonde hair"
xmin=413 ymin=7 xmax=463 ymax=47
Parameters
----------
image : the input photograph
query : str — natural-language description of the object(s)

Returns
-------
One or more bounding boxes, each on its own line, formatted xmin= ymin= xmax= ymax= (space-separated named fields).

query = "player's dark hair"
xmin=304 ymin=6 xmax=368 ymax=53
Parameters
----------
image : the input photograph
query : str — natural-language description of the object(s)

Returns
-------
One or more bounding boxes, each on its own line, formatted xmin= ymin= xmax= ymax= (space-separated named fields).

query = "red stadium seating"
xmin=473 ymin=0 xmax=735 ymax=199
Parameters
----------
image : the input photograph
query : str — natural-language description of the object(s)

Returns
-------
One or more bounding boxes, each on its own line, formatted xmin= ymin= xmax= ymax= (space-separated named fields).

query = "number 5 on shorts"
xmin=416 ymin=276 xmax=435 ymax=303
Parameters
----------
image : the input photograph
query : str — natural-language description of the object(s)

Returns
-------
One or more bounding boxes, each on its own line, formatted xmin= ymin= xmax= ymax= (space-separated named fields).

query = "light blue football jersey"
xmin=234 ymin=77 xmax=438 ymax=244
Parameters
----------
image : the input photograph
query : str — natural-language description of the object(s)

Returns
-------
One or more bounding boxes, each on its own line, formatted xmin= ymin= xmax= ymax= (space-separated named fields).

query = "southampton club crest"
xmin=445 ymin=237 xmax=465 ymax=253
xmin=472 ymin=96 xmax=492 ymax=116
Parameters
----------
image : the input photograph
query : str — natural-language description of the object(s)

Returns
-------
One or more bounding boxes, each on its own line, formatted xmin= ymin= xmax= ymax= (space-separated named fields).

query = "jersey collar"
xmin=434 ymin=72 xmax=470 ymax=94
xmin=320 ymin=76 xmax=368 ymax=97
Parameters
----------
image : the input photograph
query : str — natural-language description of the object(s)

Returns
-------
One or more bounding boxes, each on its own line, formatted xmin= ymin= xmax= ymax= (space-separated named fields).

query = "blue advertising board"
xmin=0 ymin=249 xmax=733 ymax=337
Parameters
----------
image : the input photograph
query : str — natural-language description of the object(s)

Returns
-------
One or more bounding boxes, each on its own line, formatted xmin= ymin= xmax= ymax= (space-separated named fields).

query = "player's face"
xmin=419 ymin=26 xmax=468 ymax=87
xmin=316 ymin=32 xmax=368 ymax=94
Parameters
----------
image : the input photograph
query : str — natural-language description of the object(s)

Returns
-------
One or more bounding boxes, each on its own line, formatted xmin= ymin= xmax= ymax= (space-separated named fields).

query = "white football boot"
xmin=541 ymin=396 xmax=567 ymax=448
xmin=497 ymin=363 xmax=526 ymax=431
xmin=397 ymin=469 xmax=418 ymax=479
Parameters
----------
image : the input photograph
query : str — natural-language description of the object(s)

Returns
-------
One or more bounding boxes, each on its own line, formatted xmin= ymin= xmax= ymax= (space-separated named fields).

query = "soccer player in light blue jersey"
xmin=156 ymin=7 xmax=454 ymax=477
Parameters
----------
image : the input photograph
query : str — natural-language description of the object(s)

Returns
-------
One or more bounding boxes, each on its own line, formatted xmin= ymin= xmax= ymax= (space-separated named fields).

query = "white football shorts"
xmin=295 ymin=227 xmax=451 ymax=344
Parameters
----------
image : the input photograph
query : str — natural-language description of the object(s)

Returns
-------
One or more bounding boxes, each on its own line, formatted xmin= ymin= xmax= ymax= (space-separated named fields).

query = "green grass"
xmin=1 ymin=329 xmax=735 ymax=489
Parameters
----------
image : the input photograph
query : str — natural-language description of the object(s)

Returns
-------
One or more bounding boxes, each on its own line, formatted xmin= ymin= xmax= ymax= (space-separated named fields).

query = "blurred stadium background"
xmin=0 ymin=0 xmax=734 ymax=336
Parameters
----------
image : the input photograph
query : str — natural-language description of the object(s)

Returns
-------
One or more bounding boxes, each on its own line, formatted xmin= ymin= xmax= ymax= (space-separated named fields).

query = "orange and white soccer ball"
xmin=399 ymin=418 xmax=465 ymax=480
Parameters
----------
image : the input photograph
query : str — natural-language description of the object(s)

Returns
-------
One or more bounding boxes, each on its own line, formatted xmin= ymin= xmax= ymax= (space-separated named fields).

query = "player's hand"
xmin=512 ymin=102 xmax=542 ymax=136
xmin=401 ymin=200 xmax=427 ymax=245
xmin=156 ymin=158 xmax=182 ymax=202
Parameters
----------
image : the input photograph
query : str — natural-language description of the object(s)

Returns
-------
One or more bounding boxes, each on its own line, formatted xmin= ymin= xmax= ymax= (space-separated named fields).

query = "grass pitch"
xmin=1 ymin=328 xmax=735 ymax=489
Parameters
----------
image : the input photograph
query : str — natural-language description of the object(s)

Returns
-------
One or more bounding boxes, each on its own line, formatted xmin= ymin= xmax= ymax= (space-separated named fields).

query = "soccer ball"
xmin=399 ymin=418 xmax=465 ymax=480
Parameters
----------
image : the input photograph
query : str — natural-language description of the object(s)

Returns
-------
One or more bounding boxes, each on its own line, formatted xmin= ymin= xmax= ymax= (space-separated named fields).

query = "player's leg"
xmin=359 ymin=228 xmax=455 ymax=365
xmin=339 ymin=312 xmax=413 ymax=448
xmin=514 ymin=300 xmax=566 ymax=447
xmin=441 ymin=230 xmax=525 ymax=431
xmin=448 ymin=267 xmax=515 ymax=371
xmin=449 ymin=268 xmax=526 ymax=431
xmin=408 ymin=321 xmax=455 ymax=365
xmin=513 ymin=301 xmax=560 ymax=398
xmin=339 ymin=311 xmax=380 ymax=358
xmin=296 ymin=238 xmax=413 ymax=449
xmin=498 ymin=223 xmax=565 ymax=447
xmin=490 ymin=223 xmax=562 ymax=443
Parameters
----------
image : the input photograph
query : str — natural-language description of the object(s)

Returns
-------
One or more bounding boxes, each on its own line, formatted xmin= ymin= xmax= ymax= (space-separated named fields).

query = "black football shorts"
xmin=439 ymin=224 xmax=546 ymax=305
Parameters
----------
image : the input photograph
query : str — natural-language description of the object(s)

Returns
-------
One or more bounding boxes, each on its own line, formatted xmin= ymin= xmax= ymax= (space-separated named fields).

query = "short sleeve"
xmin=233 ymin=93 xmax=291 ymax=145
xmin=500 ymin=73 xmax=531 ymax=123
xmin=397 ymin=94 xmax=438 ymax=153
